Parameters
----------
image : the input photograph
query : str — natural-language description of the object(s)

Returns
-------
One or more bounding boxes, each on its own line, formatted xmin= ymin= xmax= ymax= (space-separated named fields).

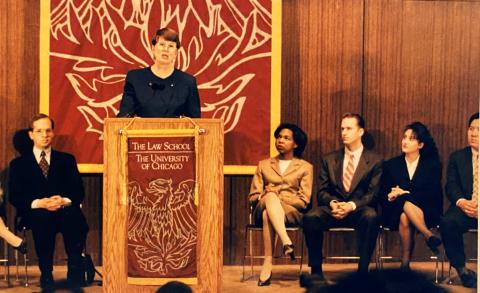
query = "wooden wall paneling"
xmin=364 ymin=0 xmax=480 ymax=160
xmin=228 ymin=176 xmax=254 ymax=265
xmin=281 ymin=0 xmax=300 ymax=124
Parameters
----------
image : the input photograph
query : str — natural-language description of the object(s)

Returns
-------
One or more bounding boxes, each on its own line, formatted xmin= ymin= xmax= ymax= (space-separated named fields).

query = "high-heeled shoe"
xmin=283 ymin=244 xmax=295 ymax=261
xmin=257 ymin=273 xmax=272 ymax=286
xmin=13 ymin=240 xmax=27 ymax=255
xmin=426 ymin=235 xmax=441 ymax=255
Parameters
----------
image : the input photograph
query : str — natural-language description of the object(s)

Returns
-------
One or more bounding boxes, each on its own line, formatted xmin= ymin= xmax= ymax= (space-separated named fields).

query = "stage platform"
xmin=0 ymin=263 xmax=475 ymax=292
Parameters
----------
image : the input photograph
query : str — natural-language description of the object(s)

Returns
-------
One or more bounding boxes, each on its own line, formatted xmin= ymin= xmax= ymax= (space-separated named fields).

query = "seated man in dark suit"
xmin=8 ymin=113 xmax=89 ymax=289
xmin=440 ymin=112 xmax=478 ymax=288
xmin=302 ymin=113 xmax=383 ymax=283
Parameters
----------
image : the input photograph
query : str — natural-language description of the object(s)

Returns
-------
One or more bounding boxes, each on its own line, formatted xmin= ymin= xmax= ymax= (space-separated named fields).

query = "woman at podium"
xmin=117 ymin=27 xmax=201 ymax=118
xmin=248 ymin=123 xmax=313 ymax=286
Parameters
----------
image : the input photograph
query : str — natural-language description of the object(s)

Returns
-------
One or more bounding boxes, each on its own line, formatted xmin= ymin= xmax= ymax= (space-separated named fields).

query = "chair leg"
xmin=242 ymin=226 xmax=251 ymax=282
xmin=448 ymin=265 xmax=453 ymax=285
xmin=299 ymin=230 xmax=304 ymax=275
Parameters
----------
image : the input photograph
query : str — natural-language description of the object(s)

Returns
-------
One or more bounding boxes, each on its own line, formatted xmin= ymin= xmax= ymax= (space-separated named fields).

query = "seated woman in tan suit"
xmin=249 ymin=123 xmax=313 ymax=286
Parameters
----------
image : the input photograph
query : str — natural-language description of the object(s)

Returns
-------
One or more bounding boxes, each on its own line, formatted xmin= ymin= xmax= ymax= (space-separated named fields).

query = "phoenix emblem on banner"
xmin=127 ymin=178 xmax=197 ymax=275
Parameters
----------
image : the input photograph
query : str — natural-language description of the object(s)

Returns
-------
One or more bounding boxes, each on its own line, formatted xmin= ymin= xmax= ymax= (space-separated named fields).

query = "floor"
xmin=0 ymin=262 xmax=475 ymax=292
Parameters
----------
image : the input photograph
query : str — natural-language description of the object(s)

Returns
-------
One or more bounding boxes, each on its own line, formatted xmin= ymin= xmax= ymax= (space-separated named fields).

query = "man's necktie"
xmin=343 ymin=154 xmax=355 ymax=192
xmin=39 ymin=151 xmax=49 ymax=178
xmin=473 ymin=154 xmax=478 ymax=202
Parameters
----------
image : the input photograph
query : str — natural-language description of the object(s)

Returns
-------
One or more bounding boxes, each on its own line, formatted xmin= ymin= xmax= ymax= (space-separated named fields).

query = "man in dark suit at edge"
xmin=440 ymin=112 xmax=479 ymax=288
xmin=8 ymin=113 xmax=89 ymax=289
xmin=302 ymin=113 xmax=383 ymax=284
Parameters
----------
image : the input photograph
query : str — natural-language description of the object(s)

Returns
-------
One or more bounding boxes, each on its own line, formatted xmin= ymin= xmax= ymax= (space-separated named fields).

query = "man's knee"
xmin=359 ymin=207 xmax=377 ymax=224
xmin=302 ymin=208 xmax=329 ymax=230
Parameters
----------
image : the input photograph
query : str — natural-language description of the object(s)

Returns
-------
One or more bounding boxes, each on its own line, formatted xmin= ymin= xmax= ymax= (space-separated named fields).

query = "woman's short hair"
xmin=274 ymin=123 xmax=308 ymax=157
xmin=151 ymin=27 xmax=181 ymax=48
xmin=404 ymin=121 xmax=439 ymax=160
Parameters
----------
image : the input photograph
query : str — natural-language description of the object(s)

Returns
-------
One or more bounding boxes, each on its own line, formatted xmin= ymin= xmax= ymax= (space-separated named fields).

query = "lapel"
xmin=461 ymin=147 xmax=473 ymax=195
xmin=269 ymin=157 xmax=282 ymax=176
xmin=282 ymin=158 xmax=301 ymax=177
xmin=333 ymin=150 xmax=344 ymax=192
xmin=348 ymin=150 xmax=368 ymax=193
xmin=410 ymin=155 xmax=424 ymax=184
xmin=27 ymin=152 xmax=47 ymax=180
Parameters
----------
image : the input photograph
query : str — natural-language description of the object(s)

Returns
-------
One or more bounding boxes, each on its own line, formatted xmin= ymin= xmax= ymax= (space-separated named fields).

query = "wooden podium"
xmin=103 ymin=118 xmax=224 ymax=293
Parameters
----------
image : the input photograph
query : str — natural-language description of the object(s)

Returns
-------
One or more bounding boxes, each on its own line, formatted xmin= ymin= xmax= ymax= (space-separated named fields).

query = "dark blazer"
xmin=317 ymin=148 xmax=383 ymax=208
xmin=380 ymin=155 xmax=443 ymax=228
xmin=117 ymin=67 xmax=201 ymax=118
xmin=8 ymin=150 xmax=85 ymax=219
xmin=445 ymin=147 xmax=473 ymax=205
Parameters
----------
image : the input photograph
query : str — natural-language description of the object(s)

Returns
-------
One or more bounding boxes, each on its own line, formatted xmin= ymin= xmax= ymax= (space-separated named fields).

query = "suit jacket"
xmin=117 ymin=67 xmax=201 ymax=118
xmin=249 ymin=156 xmax=314 ymax=209
xmin=8 ymin=150 xmax=85 ymax=218
xmin=445 ymin=147 xmax=474 ymax=205
xmin=317 ymin=148 xmax=383 ymax=208
xmin=380 ymin=154 xmax=443 ymax=227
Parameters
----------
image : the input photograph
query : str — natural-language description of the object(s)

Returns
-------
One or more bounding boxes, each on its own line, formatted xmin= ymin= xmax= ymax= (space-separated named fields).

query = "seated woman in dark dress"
xmin=248 ymin=123 xmax=313 ymax=286
xmin=380 ymin=122 xmax=443 ymax=270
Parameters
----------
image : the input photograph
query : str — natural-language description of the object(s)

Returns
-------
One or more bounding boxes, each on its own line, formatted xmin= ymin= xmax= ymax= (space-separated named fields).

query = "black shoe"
xmin=400 ymin=264 xmax=411 ymax=272
xmin=283 ymin=244 xmax=295 ymax=261
xmin=458 ymin=268 xmax=477 ymax=288
xmin=426 ymin=235 xmax=441 ymax=254
xmin=40 ymin=272 xmax=54 ymax=289
xmin=257 ymin=273 xmax=272 ymax=286
xmin=13 ymin=240 xmax=27 ymax=255
xmin=299 ymin=272 xmax=327 ymax=289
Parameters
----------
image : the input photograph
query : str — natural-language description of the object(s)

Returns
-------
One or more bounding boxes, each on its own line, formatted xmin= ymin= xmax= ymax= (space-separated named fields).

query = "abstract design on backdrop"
xmin=127 ymin=178 xmax=197 ymax=277
xmin=48 ymin=0 xmax=272 ymax=166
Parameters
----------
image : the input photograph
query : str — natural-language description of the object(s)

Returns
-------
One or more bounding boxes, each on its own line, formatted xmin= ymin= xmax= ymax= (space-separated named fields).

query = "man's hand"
xmin=458 ymin=199 xmax=478 ymax=218
xmin=330 ymin=200 xmax=353 ymax=219
xmin=38 ymin=195 xmax=65 ymax=211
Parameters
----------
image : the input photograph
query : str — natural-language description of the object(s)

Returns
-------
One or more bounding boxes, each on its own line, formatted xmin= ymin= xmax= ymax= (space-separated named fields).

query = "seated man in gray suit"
xmin=440 ymin=112 xmax=478 ymax=288
xmin=302 ymin=113 xmax=383 ymax=282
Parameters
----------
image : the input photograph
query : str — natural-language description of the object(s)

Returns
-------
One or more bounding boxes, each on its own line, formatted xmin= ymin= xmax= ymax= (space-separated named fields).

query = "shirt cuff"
xmin=348 ymin=201 xmax=357 ymax=211
xmin=31 ymin=199 xmax=40 ymax=209
xmin=456 ymin=198 xmax=466 ymax=206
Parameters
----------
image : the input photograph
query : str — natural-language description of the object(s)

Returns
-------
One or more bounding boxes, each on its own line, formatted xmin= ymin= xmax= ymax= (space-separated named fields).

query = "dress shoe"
xmin=283 ymin=244 xmax=295 ymax=261
xmin=257 ymin=273 xmax=272 ymax=286
xmin=400 ymin=264 xmax=411 ymax=272
xmin=426 ymin=235 xmax=441 ymax=254
xmin=299 ymin=272 xmax=327 ymax=289
xmin=458 ymin=268 xmax=477 ymax=288
xmin=13 ymin=240 xmax=27 ymax=255
xmin=40 ymin=272 xmax=54 ymax=289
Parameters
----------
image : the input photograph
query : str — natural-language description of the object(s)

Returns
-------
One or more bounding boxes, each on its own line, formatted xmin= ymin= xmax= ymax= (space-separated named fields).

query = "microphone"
xmin=148 ymin=82 xmax=165 ymax=91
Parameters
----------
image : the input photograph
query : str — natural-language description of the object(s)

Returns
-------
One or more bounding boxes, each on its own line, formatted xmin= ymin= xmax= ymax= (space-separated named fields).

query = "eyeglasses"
xmin=156 ymin=42 xmax=177 ymax=51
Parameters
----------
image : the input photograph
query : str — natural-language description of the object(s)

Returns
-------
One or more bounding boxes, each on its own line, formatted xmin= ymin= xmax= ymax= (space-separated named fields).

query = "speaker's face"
xmin=152 ymin=37 xmax=178 ymax=66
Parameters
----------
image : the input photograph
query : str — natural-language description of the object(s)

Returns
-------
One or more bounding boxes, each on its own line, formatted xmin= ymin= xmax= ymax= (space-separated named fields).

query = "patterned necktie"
xmin=39 ymin=151 xmax=49 ymax=178
xmin=343 ymin=154 xmax=355 ymax=192
xmin=473 ymin=154 xmax=478 ymax=202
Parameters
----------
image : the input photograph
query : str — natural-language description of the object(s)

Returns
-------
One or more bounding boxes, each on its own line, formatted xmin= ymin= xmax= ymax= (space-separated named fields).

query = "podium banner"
xmin=121 ymin=128 xmax=199 ymax=285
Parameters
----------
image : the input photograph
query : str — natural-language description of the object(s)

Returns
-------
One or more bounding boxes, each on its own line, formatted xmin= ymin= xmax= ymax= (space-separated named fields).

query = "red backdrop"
xmin=47 ymin=0 xmax=274 ymax=169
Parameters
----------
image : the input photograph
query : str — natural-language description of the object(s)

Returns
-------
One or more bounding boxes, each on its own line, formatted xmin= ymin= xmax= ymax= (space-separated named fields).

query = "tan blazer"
xmin=249 ymin=156 xmax=314 ymax=210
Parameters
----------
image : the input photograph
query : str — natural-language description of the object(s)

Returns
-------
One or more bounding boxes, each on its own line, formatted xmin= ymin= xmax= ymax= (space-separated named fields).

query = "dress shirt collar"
xmin=33 ymin=146 xmax=52 ymax=164
xmin=344 ymin=145 xmax=364 ymax=161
